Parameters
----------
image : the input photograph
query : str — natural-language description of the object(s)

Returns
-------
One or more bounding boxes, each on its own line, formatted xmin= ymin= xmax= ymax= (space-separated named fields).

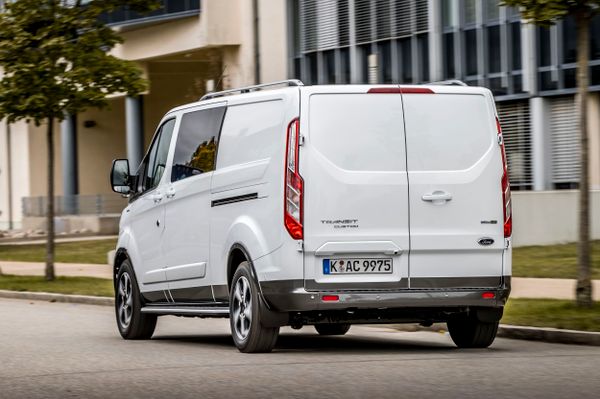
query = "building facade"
xmin=0 ymin=0 xmax=289 ymax=231
xmin=289 ymin=0 xmax=600 ymax=193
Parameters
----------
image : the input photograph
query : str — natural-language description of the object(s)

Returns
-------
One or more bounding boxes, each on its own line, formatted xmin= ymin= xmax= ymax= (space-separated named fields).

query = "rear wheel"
xmin=314 ymin=323 xmax=351 ymax=336
xmin=447 ymin=313 xmax=498 ymax=348
xmin=230 ymin=262 xmax=280 ymax=353
xmin=115 ymin=260 xmax=157 ymax=340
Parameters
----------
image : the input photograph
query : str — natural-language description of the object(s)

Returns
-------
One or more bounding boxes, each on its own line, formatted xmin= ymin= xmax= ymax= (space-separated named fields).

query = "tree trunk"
xmin=45 ymin=117 xmax=55 ymax=281
xmin=575 ymin=10 xmax=592 ymax=308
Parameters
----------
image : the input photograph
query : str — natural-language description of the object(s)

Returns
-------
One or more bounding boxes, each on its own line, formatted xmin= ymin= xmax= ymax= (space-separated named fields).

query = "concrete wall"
xmin=0 ymin=120 xmax=31 ymax=229
xmin=512 ymin=190 xmax=600 ymax=247
xmin=258 ymin=0 xmax=288 ymax=83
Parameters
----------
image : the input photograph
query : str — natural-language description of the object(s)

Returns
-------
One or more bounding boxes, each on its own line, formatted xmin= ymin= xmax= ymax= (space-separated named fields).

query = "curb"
xmin=497 ymin=324 xmax=600 ymax=346
xmin=391 ymin=322 xmax=600 ymax=346
xmin=0 ymin=290 xmax=114 ymax=306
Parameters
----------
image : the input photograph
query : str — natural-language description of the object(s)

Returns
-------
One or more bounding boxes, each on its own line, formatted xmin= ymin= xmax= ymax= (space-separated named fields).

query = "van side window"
xmin=171 ymin=107 xmax=226 ymax=183
xmin=138 ymin=118 xmax=176 ymax=194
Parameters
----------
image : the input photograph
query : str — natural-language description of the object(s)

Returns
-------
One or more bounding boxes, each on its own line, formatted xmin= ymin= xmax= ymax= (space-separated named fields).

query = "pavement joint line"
xmin=1 ymin=290 xmax=600 ymax=346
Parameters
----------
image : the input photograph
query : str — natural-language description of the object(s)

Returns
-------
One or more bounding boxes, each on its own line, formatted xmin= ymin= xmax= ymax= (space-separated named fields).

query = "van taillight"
xmin=497 ymin=117 xmax=512 ymax=238
xmin=284 ymin=118 xmax=303 ymax=240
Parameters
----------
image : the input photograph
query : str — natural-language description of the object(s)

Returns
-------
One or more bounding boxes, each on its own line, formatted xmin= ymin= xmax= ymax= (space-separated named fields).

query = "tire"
xmin=229 ymin=261 xmax=280 ymax=353
xmin=115 ymin=260 xmax=157 ymax=340
xmin=447 ymin=313 xmax=499 ymax=348
xmin=314 ymin=324 xmax=351 ymax=336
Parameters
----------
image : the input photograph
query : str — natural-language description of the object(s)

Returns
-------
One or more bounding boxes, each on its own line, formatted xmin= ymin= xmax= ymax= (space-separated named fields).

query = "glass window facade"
xmin=291 ymin=0 xmax=430 ymax=84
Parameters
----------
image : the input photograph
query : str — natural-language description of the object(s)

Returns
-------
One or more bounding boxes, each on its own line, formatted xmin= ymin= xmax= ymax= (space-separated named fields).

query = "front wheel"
xmin=447 ymin=313 xmax=498 ymax=348
xmin=230 ymin=262 xmax=279 ymax=353
xmin=115 ymin=260 xmax=157 ymax=340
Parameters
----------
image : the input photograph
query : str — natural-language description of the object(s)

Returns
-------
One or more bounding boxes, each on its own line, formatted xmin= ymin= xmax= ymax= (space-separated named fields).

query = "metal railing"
xmin=99 ymin=0 xmax=200 ymax=27
xmin=22 ymin=195 xmax=128 ymax=217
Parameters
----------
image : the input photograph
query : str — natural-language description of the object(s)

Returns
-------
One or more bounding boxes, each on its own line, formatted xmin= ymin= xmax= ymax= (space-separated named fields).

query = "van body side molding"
xmin=211 ymin=193 xmax=259 ymax=207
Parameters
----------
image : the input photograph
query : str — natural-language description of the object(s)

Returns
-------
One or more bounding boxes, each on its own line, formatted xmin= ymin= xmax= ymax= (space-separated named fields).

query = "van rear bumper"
xmin=259 ymin=278 xmax=511 ymax=312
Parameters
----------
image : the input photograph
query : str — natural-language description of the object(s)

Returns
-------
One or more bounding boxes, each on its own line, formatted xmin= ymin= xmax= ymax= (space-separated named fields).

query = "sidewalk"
xmin=0 ymin=235 xmax=117 ymax=246
xmin=1 ymin=260 xmax=599 ymax=300
xmin=511 ymin=277 xmax=600 ymax=301
xmin=0 ymin=261 xmax=112 ymax=279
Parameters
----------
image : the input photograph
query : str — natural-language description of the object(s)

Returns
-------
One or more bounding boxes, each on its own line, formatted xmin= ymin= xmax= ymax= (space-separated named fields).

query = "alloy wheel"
xmin=232 ymin=276 xmax=252 ymax=340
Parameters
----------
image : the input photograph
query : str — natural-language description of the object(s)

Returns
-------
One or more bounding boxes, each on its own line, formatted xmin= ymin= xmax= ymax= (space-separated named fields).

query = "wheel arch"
xmin=227 ymin=243 xmax=259 ymax=291
xmin=113 ymin=248 xmax=131 ymax=286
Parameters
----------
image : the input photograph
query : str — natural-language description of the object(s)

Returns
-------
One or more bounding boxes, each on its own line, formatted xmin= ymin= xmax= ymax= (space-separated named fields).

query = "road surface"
xmin=1 ymin=298 xmax=599 ymax=398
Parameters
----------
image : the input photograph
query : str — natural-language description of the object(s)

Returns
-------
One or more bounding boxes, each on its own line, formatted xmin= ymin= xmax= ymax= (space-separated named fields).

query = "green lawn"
xmin=0 ymin=274 xmax=114 ymax=297
xmin=0 ymin=239 xmax=117 ymax=264
xmin=513 ymin=240 xmax=600 ymax=279
xmin=503 ymin=298 xmax=600 ymax=332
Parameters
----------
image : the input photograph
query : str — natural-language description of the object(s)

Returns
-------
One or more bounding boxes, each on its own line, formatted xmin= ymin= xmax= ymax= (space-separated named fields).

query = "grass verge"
xmin=503 ymin=298 xmax=600 ymax=332
xmin=0 ymin=274 xmax=113 ymax=297
xmin=0 ymin=239 xmax=117 ymax=264
xmin=512 ymin=240 xmax=600 ymax=279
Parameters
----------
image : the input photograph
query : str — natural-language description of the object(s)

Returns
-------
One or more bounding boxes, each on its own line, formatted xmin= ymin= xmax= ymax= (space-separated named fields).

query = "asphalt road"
xmin=1 ymin=298 xmax=599 ymax=399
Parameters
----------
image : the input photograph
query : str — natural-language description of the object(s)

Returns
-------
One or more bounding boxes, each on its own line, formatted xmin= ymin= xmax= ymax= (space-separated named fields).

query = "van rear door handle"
xmin=422 ymin=191 xmax=452 ymax=204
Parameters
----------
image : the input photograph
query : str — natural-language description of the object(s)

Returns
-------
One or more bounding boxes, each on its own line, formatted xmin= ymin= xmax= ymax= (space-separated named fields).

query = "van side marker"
xmin=211 ymin=193 xmax=259 ymax=207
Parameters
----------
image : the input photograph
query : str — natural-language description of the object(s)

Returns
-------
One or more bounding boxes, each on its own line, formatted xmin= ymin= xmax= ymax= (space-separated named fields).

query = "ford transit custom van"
xmin=110 ymin=80 xmax=512 ymax=352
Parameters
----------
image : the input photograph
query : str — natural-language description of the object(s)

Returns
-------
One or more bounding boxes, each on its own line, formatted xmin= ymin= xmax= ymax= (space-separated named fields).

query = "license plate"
xmin=323 ymin=258 xmax=393 ymax=275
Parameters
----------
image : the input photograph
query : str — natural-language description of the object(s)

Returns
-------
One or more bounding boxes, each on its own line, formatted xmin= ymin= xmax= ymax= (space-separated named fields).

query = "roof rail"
xmin=200 ymin=79 xmax=304 ymax=101
xmin=429 ymin=79 xmax=468 ymax=87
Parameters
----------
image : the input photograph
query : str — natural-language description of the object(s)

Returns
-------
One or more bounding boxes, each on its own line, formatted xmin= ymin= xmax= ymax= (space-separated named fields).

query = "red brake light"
xmin=482 ymin=292 xmax=495 ymax=299
xmin=367 ymin=87 xmax=434 ymax=94
xmin=284 ymin=118 xmax=303 ymax=240
xmin=322 ymin=295 xmax=339 ymax=302
xmin=497 ymin=117 xmax=512 ymax=238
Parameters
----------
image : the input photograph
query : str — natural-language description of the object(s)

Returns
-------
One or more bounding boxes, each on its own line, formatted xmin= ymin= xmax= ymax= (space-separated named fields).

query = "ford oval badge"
xmin=478 ymin=237 xmax=495 ymax=246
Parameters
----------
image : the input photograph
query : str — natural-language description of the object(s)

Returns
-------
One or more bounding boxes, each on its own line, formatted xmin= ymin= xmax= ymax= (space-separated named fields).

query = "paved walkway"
xmin=0 ymin=235 xmax=117 ymax=246
xmin=1 ymin=260 xmax=599 ymax=300
xmin=0 ymin=261 xmax=112 ymax=279
xmin=511 ymin=277 xmax=600 ymax=301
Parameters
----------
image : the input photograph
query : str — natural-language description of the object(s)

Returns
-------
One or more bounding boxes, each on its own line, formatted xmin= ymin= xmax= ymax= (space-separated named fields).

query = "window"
xmin=563 ymin=15 xmax=577 ymax=64
xmin=378 ymin=41 xmax=393 ymax=83
xmin=465 ymin=29 xmax=478 ymax=76
xmin=443 ymin=32 xmax=455 ymax=79
xmin=511 ymin=22 xmax=522 ymax=70
xmin=399 ymin=38 xmax=412 ymax=83
xmin=139 ymin=118 xmax=176 ymax=194
xmin=487 ymin=26 xmax=501 ymax=73
xmin=323 ymin=50 xmax=336 ymax=84
xmin=171 ymin=107 xmax=226 ymax=183
xmin=418 ymin=34 xmax=429 ymax=82
xmin=464 ymin=0 xmax=477 ymax=25
xmin=485 ymin=0 xmax=500 ymax=22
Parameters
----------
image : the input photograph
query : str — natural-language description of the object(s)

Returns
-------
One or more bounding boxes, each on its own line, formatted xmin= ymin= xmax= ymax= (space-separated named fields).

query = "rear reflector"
xmin=322 ymin=295 xmax=339 ymax=302
xmin=482 ymin=292 xmax=495 ymax=299
xmin=367 ymin=87 xmax=434 ymax=94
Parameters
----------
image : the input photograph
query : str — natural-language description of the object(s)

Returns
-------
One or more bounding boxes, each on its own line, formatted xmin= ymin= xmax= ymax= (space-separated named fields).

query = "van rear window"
xmin=309 ymin=94 xmax=406 ymax=172
xmin=403 ymin=94 xmax=493 ymax=171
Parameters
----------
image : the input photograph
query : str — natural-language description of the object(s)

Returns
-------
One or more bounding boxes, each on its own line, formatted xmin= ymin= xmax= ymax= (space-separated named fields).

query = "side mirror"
xmin=110 ymin=159 xmax=131 ymax=194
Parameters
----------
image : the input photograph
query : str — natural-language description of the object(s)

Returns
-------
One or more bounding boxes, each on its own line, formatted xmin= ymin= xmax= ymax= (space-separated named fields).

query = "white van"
xmin=110 ymin=80 xmax=512 ymax=353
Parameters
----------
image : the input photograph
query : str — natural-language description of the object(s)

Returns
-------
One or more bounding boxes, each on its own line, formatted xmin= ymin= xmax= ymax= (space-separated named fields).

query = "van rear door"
xmin=300 ymin=86 xmax=409 ymax=291
xmin=403 ymin=87 xmax=504 ymax=289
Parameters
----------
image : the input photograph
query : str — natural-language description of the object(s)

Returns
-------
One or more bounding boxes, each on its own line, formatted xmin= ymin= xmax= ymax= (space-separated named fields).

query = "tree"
xmin=0 ymin=0 xmax=158 ymax=280
xmin=502 ymin=0 xmax=599 ymax=307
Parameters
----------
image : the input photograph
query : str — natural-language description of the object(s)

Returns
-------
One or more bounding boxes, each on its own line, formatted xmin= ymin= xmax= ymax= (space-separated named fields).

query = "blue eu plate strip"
xmin=323 ymin=259 xmax=330 ymax=275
